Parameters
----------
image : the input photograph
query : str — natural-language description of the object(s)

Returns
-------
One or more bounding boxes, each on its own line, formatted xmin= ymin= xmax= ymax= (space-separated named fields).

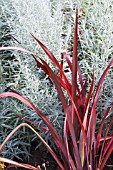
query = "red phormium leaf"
xmin=17 ymin=116 xmax=49 ymax=134
xmin=61 ymin=52 xmax=72 ymax=72
xmin=87 ymin=58 xmax=113 ymax=154
xmin=31 ymin=34 xmax=71 ymax=92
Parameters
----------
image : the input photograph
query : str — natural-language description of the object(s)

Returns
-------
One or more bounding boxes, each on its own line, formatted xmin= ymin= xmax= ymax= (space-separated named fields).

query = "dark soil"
xmin=7 ymin=144 xmax=60 ymax=170
xmin=28 ymin=145 xmax=60 ymax=170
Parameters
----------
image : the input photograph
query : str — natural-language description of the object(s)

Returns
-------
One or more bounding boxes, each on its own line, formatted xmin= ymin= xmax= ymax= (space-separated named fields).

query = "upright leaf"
xmin=71 ymin=8 xmax=79 ymax=138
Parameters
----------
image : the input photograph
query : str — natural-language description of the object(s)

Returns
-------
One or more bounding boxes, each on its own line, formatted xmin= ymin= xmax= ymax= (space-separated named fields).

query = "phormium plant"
xmin=0 ymin=8 xmax=113 ymax=170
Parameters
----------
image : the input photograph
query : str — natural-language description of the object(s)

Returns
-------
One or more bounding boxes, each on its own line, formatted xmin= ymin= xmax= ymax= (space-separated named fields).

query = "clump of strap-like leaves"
xmin=0 ymin=9 xmax=113 ymax=170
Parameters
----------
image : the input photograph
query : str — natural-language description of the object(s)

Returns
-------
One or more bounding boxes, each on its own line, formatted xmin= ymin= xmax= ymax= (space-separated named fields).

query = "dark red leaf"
xmin=87 ymin=58 xmax=113 ymax=153
xmin=17 ymin=116 xmax=49 ymax=134
xmin=31 ymin=34 xmax=71 ymax=92
xmin=71 ymin=8 xmax=78 ymax=137
xmin=61 ymin=52 xmax=72 ymax=72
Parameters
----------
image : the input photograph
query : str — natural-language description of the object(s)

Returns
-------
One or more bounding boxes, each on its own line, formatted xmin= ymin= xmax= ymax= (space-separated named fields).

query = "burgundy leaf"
xmin=87 ymin=58 xmax=113 ymax=153
xmin=31 ymin=34 xmax=71 ymax=93
xmin=61 ymin=52 xmax=72 ymax=71
xmin=17 ymin=116 xmax=49 ymax=134
xmin=71 ymin=8 xmax=79 ymax=138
